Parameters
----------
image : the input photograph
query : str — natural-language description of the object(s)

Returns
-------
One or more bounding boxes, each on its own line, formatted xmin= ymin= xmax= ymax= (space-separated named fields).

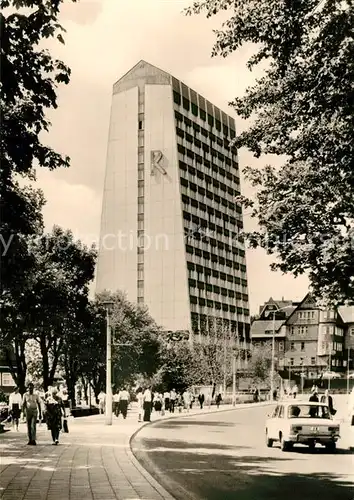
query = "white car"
xmin=321 ymin=371 xmax=341 ymax=379
xmin=265 ymin=401 xmax=340 ymax=452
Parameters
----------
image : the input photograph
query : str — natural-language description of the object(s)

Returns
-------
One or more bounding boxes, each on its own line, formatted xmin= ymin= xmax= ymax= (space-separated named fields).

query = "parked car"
xmin=321 ymin=371 xmax=341 ymax=379
xmin=265 ymin=401 xmax=340 ymax=452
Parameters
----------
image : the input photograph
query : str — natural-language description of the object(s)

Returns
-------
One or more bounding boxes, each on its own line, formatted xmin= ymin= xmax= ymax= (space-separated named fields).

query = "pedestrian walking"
xmin=154 ymin=393 xmax=162 ymax=416
xmin=163 ymin=390 xmax=170 ymax=412
xmin=9 ymin=387 xmax=22 ymax=431
xmin=113 ymin=390 xmax=120 ymax=417
xmin=320 ymin=389 xmax=336 ymax=416
xmin=136 ymin=388 xmax=144 ymax=422
xmin=98 ymin=391 xmax=106 ymax=414
xmin=182 ymin=389 xmax=192 ymax=413
xmin=118 ymin=387 xmax=130 ymax=419
xmin=22 ymin=383 xmax=42 ymax=445
xmin=45 ymin=388 xmax=66 ymax=445
xmin=169 ymin=389 xmax=176 ymax=413
xmin=177 ymin=393 xmax=183 ymax=413
xmin=198 ymin=392 xmax=205 ymax=409
xmin=190 ymin=394 xmax=195 ymax=409
xmin=143 ymin=386 xmax=152 ymax=422
xmin=216 ymin=393 xmax=222 ymax=409
xmin=292 ymin=384 xmax=298 ymax=399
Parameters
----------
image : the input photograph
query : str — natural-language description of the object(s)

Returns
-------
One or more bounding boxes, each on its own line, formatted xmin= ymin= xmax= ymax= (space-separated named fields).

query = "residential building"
xmin=96 ymin=60 xmax=250 ymax=346
xmin=251 ymin=298 xmax=298 ymax=367
xmin=339 ymin=306 xmax=354 ymax=371
xmin=251 ymin=294 xmax=351 ymax=377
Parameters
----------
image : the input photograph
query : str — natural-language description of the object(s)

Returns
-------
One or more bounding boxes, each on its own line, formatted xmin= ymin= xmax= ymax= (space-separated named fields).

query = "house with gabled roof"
xmin=251 ymin=294 xmax=352 ymax=378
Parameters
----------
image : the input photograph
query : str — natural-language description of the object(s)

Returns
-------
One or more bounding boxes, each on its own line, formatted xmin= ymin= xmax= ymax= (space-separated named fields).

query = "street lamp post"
xmin=232 ymin=348 xmax=237 ymax=406
xmin=270 ymin=312 xmax=276 ymax=400
xmin=347 ymin=348 xmax=351 ymax=395
xmin=103 ymin=299 xmax=114 ymax=426
xmin=270 ymin=305 xmax=293 ymax=400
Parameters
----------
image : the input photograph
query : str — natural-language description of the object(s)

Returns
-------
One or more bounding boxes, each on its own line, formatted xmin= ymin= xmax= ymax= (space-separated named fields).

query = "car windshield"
xmin=288 ymin=404 xmax=330 ymax=419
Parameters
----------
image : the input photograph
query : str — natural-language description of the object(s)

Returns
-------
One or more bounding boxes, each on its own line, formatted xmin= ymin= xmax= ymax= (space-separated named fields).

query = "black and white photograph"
xmin=1 ymin=0 xmax=353 ymax=499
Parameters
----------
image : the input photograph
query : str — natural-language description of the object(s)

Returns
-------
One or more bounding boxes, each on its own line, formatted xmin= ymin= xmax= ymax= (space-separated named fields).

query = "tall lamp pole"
xmin=270 ymin=311 xmax=276 ymax=400
xmin=347 ymin=348 xmax=351 ymax=395
xmin=270 ymin=305 xmax=293 ymax=400
xmin=232 ymin=349 xmax=237 ymax=406
xmin=103 ymin=299 xmax=114 ymax=426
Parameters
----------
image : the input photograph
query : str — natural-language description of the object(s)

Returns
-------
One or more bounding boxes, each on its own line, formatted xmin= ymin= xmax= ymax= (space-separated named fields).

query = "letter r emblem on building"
xmin=151 ymin=150 xmax=167 ymax=176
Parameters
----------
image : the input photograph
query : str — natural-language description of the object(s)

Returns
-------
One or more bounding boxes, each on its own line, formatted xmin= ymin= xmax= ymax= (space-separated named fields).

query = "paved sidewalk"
xmin=0 ymin=401 xmax=271 ymax=500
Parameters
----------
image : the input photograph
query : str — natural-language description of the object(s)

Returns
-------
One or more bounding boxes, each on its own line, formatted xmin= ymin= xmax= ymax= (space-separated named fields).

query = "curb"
xmin=127 ymin=401 xmax=273 ymax=500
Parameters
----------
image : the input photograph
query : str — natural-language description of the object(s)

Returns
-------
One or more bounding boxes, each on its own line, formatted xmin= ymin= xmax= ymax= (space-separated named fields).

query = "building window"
xmin=290 ymin=342 xmax=295 ymax=351
xmin=137 ymin=266 xmax=144 ymax=280
xmin=279 ymin=341 xmax=284 ymax=351
xmin=350 ymin=327 xmax=354 ymax=336
xmin=301 ymin=342 xmax=305 ymax=351
xmin=290 ymin=327 xmax=295 ymax=336
xmin=182 ymin=97 xmax=190 ymax=111
xmin=173 ymin=91 xmax=181 ymax=105
xmin=138 ymin=120 xmax=143 ymax=130
xmin=138 ymin=185 xmax=144 ymax=197
xmin=300 ymin=357 xmax=304 ymax=366
xmin=290 ymin=358 xmax=294 ymax=366
xmin=138 ymin=134 xmax=144 ymax=147
xmin=311 ymin=357 xmax=316 ymax=365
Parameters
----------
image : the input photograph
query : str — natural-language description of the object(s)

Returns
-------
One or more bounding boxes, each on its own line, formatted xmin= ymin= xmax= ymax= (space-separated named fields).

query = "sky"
xmin=35 ymin=0 xmax=309 ymax=313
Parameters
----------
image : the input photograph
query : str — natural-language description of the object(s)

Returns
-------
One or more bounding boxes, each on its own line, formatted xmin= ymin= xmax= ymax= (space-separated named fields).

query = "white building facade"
xmin=96 ymin=61 xmax=250 ymax=344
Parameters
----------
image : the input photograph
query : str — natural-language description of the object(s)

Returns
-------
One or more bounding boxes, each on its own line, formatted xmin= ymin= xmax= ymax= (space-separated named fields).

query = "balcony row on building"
xmin=251 ymin=294 xmax=354 ymax=377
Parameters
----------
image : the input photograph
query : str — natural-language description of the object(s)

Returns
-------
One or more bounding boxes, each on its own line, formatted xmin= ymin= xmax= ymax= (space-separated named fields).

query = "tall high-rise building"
xmin=96 ymin=60 xmax=250 ymax=344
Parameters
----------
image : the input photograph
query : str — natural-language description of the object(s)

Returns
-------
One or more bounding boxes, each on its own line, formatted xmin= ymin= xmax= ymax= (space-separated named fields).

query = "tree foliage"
xmin=159 ymin=340 xmax=203 ymax=392
xmin=1 ymin=0 xmax=75 ymax=317
xmin=248 ymin=342 xmax=272 ymax=386
xmin=0 ymin=227 xmax=96 ymax=393
xmin=90 ymin=290 xmax=162 ymax=392
xmin=186 ymin=0 xmax=354 ymax=304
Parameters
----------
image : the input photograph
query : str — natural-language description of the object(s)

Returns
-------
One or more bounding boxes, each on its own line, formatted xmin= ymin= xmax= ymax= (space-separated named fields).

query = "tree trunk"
xmin=65 ymin=360 xmax=77 ymax=408
xmin=81 ymin=377 xmax=88 ymax=404
xmin=40 ymin=335 xmax=50 ymax=391
xmin=5 ymin=339 xmax=27 ymax=394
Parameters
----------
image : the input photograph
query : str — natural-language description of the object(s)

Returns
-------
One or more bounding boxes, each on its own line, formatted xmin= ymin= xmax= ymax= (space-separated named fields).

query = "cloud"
xmin=37 ymin=169 xmax=101 ymax=247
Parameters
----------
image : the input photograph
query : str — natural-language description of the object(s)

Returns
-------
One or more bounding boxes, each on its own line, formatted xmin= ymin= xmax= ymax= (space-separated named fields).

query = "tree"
xmin=0 ymin=0 xmax=75 ymax=388
xmin=87 ymin=291 xmax=162 ymax=393
xmin=186 ymin=0 xmax=354 ymax=305
xmin=248 ymin=343 xmax=272 ymax=387
xmin=159 ymin=340 xmax=203 ymax=392
xmin=22 ymin=226 xmax=96 ymax=391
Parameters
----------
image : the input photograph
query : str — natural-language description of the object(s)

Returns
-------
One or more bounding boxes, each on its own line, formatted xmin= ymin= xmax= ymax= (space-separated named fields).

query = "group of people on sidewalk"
xmin=8 ymin=383 xmax=68 ymax=446
xmin=134 ymin=388 xmax=221 ymax=422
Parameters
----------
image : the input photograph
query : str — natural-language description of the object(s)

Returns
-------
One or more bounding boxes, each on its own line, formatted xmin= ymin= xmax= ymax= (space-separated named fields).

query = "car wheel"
xmin=325 ymin=442 xmax=336 ymax=453
xmin=280 ymin=434 xmax=293 ymax=452
xmin=266 ymin=431 xmax=273 ymax=448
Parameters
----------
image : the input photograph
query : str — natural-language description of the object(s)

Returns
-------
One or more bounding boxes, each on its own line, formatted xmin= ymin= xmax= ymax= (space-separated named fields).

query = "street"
xmin=132 ymin=405 xmax=354 ymax=500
